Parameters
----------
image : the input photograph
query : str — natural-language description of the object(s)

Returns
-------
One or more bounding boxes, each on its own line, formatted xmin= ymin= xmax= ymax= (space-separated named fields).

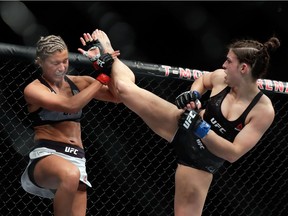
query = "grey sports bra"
xmin=29 ymin=76 xmax=83 ymax=126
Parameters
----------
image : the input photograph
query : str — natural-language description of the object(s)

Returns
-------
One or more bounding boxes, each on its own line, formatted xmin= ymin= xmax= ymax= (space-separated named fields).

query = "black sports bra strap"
xmin=38 ymin=76 xmax=80 ymax=95
xmin=38 ymin=76 xmax=56 ymax=93
xmin=242 ymin=91 xmax=263 ymax=117
xmin=64 ymin=76 xmax=80 ymax=95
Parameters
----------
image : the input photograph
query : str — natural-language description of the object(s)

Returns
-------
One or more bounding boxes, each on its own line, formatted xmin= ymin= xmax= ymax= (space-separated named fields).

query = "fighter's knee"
xmin=61 ymin=168 xmax=81 ymax=190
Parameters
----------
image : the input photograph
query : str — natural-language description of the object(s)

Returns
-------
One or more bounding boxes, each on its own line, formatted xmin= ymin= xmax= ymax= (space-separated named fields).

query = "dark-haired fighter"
xmin=80 ymin=29 xmax=280 ymax=216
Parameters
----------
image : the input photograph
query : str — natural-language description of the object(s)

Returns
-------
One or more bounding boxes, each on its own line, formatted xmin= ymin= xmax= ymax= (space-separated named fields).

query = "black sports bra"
xmin=203 ymin=86 xmax=263 ymax=142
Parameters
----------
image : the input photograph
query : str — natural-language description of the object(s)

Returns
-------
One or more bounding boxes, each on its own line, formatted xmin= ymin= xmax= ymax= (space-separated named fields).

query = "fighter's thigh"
xmin=175 ymin=164 xmax=212 ymax=202
xmin=136 ymin=88 xmax=181 ymax=141
xmin=112 ymin=76 xmax=181 ymax=140
xmin=33 ymin=155 xmax=79 ymax=188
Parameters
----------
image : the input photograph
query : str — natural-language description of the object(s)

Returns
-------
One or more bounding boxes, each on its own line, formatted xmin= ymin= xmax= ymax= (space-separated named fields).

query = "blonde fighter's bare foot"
xmin=91 ymin=29 xmax=115 ymax=54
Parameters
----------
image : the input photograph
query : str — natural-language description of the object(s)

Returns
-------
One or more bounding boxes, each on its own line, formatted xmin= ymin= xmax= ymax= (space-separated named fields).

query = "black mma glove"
xmin=84 ymin=39 xmax=104 ymax=55
xmin=80 ymin=39 xmax=113 ymax=85
xmin=179 ymin=109 xmax=211 ymax=139
xmin=175 ymin=90 xmax=201 ymax=109
xmin=92 ymin=53 xmax=114 ymax=85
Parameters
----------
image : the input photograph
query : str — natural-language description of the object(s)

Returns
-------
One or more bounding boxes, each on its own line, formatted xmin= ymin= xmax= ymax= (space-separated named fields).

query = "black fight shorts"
xmin=171 ymin=127 xmax=225 ymax=174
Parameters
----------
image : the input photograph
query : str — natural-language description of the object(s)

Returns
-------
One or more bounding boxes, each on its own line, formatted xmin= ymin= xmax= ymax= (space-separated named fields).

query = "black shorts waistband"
xmin=34 ymin=139 xmax=85 ymax=158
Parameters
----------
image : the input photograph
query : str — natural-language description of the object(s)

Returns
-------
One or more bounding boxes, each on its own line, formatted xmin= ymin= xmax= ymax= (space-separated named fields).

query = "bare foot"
xmin=92 ymin=29 xmax=115 ymax=53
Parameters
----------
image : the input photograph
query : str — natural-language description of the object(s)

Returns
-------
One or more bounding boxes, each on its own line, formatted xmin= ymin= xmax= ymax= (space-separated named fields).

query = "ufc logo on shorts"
xmin=65 ymin=147 xmax=79 ymax=155
xmin=183 ymin=111 xmax=197 ymax=129
xmin=196 ymin=139 xmax=205 ymax=150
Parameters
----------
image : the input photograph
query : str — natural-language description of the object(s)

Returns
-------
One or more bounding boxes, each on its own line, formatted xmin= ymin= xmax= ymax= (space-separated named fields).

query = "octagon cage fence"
xmin=0 ymin=43 xmax=288 ymax=216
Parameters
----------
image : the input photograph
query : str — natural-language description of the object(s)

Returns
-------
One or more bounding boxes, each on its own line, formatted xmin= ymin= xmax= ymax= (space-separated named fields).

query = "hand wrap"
xmin=175 ymin=90 xmax=201 ymax=109
xmin=179 ymin=109 xmax=211 ymax=139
